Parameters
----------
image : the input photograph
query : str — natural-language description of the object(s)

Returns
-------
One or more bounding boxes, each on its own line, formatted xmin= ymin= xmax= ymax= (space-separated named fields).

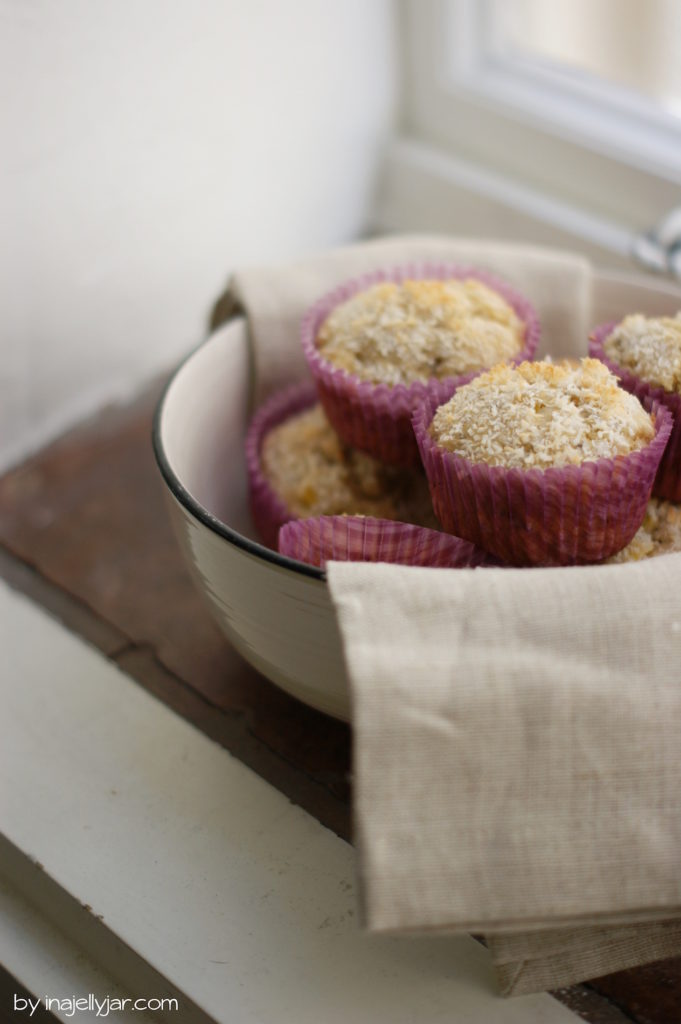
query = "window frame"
xmin=442 ymin=0 xmax=681 ymax=182
xmin=395 ymin=0 xmax=681 ymax=259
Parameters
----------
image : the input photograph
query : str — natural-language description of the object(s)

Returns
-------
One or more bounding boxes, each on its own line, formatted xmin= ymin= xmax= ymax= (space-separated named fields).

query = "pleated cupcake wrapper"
xmin=245 ymin=381 xmax=319 ymax=549
xmin=590 ymin=321 xmax=681 ymax=502
xmin=301 ymin=263 xmax=541 ymax=468
xmin=278 ymin=515 xmax=496 ymax=570
xmin=413 ymin=397 xmax=673 ymax=567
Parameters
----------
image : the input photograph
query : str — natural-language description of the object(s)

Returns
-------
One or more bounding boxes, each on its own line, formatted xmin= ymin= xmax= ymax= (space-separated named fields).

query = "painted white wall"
xmin=0 ymin=0 xmax=397 ymax=470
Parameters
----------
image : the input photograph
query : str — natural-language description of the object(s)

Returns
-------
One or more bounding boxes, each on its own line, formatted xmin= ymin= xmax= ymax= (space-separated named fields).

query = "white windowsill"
xmin=0 ymin=580 xmax=580 ymax=1023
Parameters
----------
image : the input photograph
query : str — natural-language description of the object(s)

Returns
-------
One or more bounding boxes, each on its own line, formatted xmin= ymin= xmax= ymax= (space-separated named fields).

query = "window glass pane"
xmin=490 ymin=0 xmax=681 ymax=118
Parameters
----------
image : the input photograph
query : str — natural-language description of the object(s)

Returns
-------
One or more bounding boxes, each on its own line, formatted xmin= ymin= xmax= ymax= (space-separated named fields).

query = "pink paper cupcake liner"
xmin=245 ymin=380 xmax=318 ymax=549
xmin=301 ymin=264 xmax=541 ymax=468
xmin=590 ymin=321 xmax=681 ymax=501
xmin=278 ymin=515 xmax=497 ymax=569
xmin=412 ymin=395 xmax=673 ymax=567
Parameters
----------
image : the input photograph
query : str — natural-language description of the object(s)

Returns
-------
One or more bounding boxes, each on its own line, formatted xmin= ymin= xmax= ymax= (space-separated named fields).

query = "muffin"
xmin=278 ymin=515 xmax=495 ymax=570
xmin=608 ymin=497 xmax=681 ymax=562
xmin=245 ymin=382 xmax=438 ymax=549
xmin=301 ymin=264 xmax=540 ymax=467
xmin=413 ymin=358 xmax=672 ymax=566
xmin=590 ymin=313 xmax=681 ymax=500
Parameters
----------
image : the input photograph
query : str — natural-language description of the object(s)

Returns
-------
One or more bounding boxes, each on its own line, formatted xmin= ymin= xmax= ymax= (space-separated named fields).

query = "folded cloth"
xmin=487 ymin=919 xmax=681 ymax=996
xmin=326 ymin=558 xmax=681 ymax=995
xmin=228 ymin=234 xmax=681 ymax=995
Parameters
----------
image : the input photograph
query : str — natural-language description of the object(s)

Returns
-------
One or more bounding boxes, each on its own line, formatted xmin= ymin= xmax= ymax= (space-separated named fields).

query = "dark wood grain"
xmin=0 ymin=382 xmax=351 ymax=842
xmin=552 ymin=983 xmax=637 ymax=1023
xmin=588 ymin=960 xmax=681 ymax=1024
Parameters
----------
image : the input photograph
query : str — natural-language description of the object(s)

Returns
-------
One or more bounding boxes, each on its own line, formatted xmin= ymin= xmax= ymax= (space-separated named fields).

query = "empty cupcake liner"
xmin=590 ymin=321 xmax=681 ymax=501
xmin=412 ymin=396 xmax=673 ymax=567
xmin=278 ymin=515 xmax=496 ymax=569
xmin=301 ymin=263 xmax=541 ymax=468
xmin=245 ymin=380 xmax=318 ymax=549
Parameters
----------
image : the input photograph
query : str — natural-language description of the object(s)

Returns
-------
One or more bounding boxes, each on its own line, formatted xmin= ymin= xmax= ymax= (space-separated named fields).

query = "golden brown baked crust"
xmin=608 ymin=498 xmax=681 ymax=562
xmin=604 ymin=313 xmax=681 ymax=393
xmin=315 ymin=279 xmax=523 ymax=386
xmin=429 ymin=358 xmax=654 ymax=469
xmin=261 ymin=404 xmax=438 ymax=527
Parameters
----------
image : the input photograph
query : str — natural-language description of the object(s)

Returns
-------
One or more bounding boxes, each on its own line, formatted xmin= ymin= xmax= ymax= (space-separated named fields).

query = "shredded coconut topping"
xmin=261 ymin=404 xmax=437 ymax=526
xmin=608 ymin=498 xmax=681 ymax=562
xmin=603 ymin=313 xmax=681 ymax=393
xmin=316 ymin=279 xmax=524 ymax=386
xmin=429 ymin=358 xmax=655 ymax=469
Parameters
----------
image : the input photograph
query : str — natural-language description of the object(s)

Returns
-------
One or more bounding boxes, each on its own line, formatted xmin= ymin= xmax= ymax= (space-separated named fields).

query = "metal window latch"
xmin=632 ymin=208 xmax=681 ymax=279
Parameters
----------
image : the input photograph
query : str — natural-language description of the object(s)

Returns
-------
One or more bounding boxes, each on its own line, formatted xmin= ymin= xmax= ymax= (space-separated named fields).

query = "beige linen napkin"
xmin=229 ymin=234 xmax=681 ymax=994
xmin=326 ymin=559 xmax=681 ymax=995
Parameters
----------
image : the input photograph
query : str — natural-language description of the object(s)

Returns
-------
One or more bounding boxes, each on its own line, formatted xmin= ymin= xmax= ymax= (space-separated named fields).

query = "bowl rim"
xmin=151 ymin=333 xmax=325 ymax=583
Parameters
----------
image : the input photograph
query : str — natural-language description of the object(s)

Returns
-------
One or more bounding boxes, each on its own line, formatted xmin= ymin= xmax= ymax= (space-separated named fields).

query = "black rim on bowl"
xmin=151 ymin=336 xmax=325 ymax=582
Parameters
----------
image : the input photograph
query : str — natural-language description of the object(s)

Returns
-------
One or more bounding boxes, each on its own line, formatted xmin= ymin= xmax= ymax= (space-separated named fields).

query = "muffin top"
xmin=261 ymin=403 xmax=437 ymax=527
xmin=603 ymin=313 xmax=681 ymax=393
xmin=608 ymin=498 xmax=681 ymax=562
xmin=429 ymin=358 xmax=655 ymax=469
xmin=315 ymin=279 xmax=524 ymax=387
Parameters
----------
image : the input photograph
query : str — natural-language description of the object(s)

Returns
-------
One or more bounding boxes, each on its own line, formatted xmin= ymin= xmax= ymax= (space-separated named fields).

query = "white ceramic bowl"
xmin=153 ymin=263 xmax=681 ymax=721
